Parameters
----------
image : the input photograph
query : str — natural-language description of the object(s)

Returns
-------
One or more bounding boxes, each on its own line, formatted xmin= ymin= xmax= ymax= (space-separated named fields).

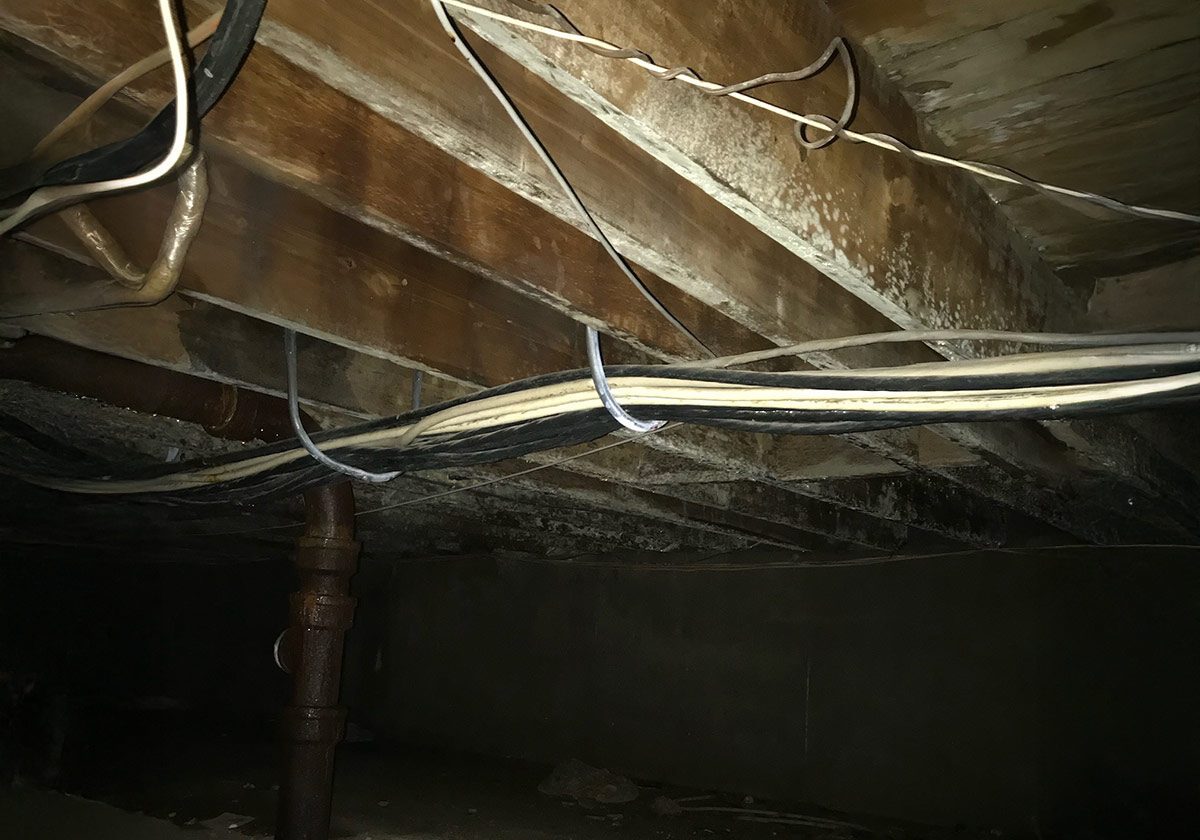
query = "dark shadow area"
xmin=2 ymin=546 xmax=1197 ymax=839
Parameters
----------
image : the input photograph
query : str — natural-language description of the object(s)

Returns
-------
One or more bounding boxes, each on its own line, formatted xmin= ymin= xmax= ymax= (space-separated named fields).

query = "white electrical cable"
xmin=0 ymin=0 xmax=192 ymax=236
xmin=284 ymin=329 xmax=401 ymax=483
xmin=685 ymin=329 xmax=1200 ymax=370
xmin=439 ymin=0 xmax=1200 ymax=225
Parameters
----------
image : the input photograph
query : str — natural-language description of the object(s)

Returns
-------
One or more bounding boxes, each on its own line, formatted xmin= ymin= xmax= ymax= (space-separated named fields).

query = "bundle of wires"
xmin=3 ymin=339 xmax=1198 ymax=502
xmin=0 ymin=0 xmax=266 ymax=232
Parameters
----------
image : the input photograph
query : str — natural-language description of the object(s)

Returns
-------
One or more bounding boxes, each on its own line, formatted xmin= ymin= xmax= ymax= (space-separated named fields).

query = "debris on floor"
xmin=537 ymin=757 xmax=640 ymax=806
xmin=200 ymin=812 xmax=255 ymax=831
xmin=651 ymin=795 xmax=683 ymax=816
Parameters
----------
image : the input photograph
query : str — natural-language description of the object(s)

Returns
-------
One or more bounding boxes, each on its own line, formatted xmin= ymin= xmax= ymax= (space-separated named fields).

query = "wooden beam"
xmin=7 ymin=293 xmax=472 ymax=420
xmin=451 ymin=459 xmax=845 ymax=551
xmin=786 ymin=472 xmax=1064 ymax=548
xmin=1039 ymin=418 xmax=1200 ymax=538
xmin=1123 ymin=407 xmax=1200 ymax=483
xmin=1084 ymin=256 xmax=1200 ymax=332
xmin=526 ymin=446 xmax=912 ymax=551
xmin=642 ymin=480 xmax=926 ymax=552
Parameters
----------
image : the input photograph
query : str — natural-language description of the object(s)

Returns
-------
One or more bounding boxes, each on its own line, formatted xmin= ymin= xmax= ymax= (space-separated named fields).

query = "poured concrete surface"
xmin=0 ymin=788 xmax=251 ymax=840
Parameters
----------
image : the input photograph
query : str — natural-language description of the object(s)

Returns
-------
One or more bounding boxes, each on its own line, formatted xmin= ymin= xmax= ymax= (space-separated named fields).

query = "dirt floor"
xmin=1 ymin=709 xmax=1000 ymax=840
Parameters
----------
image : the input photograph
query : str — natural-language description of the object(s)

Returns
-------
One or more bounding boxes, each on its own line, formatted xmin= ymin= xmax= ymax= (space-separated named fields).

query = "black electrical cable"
xmin=0 ymin=0 xmax=267 ymax=205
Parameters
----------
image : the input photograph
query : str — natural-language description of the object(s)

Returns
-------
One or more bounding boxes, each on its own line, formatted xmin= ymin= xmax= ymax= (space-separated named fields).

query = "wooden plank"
xmin=645 ymin=480 xmax=926 ymax=552
xmin=470 ymin=460 xmax=842 ymax=552
xmin=764 ymin=427 xmax=976 ymax=479
xmin=827 ymin=0 xmax=1200 ymax=278
xmin=531 ymin=450 xmax=912 ymax=551
xmin=1039 ymin=418 xmax=1200 ymax=538
xmin=1123 ymin=407 xmax=1200 ymax=482
xmin=8 ymin=294 xmax=471 ymax=420
xmin=1084 ymin=256 xmax=1200 ymax=332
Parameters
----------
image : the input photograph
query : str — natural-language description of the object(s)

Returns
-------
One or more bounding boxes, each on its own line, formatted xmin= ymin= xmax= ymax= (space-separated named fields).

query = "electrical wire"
xmin=0 ymin=0 xmax=190 ymax=236
xmin=26 ymin=9 xmax=224 ymax=164
xmin=285 ymin=329 xmax=401 ymax=483
xmin=0 ymin=0 xmax=266 ymax=213
xmin=440 ymin=0 xmax=1200 ymax=225
xmin=427 ymin=0 xmax=712 ymax=358
xmin=684 ymin=329 xmax=1200 ymax=370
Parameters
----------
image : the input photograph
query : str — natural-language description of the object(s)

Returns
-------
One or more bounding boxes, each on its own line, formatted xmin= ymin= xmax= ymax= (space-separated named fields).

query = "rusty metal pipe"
xmin=0 ymin=335 xmax=311 ymax=442
xmin=276 ymin=481 xmax=358 ymax=840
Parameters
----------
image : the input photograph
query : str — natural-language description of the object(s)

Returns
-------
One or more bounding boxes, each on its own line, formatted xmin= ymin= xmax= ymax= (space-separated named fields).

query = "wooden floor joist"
xmin=0 ymin=2 xmax=1195 ymax=549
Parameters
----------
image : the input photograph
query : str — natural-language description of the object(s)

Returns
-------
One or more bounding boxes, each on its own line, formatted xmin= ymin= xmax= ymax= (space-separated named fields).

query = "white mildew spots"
xmin=457 ymin=15 xmax=929 ymax=332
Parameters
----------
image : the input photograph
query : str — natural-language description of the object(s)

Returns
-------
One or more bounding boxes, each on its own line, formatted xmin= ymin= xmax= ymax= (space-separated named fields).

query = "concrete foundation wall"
xmin=348 ymin=548 xmax=1200 ymax=836
xmin=0 ymin=553 xmax=292 ymax=717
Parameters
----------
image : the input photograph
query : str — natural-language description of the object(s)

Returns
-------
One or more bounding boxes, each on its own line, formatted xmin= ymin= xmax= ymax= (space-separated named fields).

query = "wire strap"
xmin=284 ymin=329 xmax=400 ymax=483
xmin=585 ymin=326 xmax=666 ymax=432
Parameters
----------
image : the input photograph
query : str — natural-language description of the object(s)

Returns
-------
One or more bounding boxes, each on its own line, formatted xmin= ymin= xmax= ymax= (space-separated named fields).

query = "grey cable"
xmin=412 ymin=369 xmax=424 ymax=411
xmin=585 ymin=326 xmax=665 ymax=432
xmin=284 ymin=329 xmax=401 ymax=483
xmin=683 ymin=328 xmax=1200 ymax=370
xmin=428 ymin=0 xmax=710 ymax=357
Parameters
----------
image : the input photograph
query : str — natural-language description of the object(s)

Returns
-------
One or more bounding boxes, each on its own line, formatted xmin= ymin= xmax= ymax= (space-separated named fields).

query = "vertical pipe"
xmin=277 ymin=481 xmax=359 ymax=840
xmin=0 ymin=337 xmax=354 ymax=839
